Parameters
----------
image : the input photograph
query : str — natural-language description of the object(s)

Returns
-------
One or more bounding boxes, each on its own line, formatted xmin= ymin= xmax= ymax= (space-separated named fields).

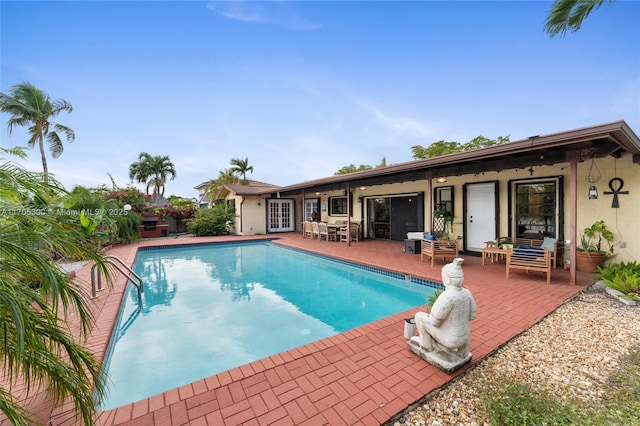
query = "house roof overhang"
xmin=265 ymin=120 xmax=640 ymax=196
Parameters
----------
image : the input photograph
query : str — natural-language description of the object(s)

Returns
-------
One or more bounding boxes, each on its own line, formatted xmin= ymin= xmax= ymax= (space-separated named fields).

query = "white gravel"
xmin=391 ymin=285 xmax=640 ymax=426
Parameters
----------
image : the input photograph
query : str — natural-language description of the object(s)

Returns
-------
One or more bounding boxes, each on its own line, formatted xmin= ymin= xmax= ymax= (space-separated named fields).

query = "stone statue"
xmin=407 ymin=258 xmax=477 ymax=372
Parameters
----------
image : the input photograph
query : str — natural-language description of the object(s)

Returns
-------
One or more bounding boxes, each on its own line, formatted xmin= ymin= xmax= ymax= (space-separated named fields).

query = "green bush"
xmin=596 ymin=261 xmax=640 ymax=301
xmin=62 ymin=185 xmax=142 ymax=245
xmin=426 ymin=289 xmax=443 ymax=310
xmin=99 ymin=186 xmax=150 ymax=214
xmin=186 ymin=203 xmax=235 ymax=236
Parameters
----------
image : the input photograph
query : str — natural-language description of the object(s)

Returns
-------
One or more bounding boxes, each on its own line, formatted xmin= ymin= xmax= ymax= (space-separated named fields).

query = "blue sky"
xmin=2 ymin=1 xmax=639 ymax=199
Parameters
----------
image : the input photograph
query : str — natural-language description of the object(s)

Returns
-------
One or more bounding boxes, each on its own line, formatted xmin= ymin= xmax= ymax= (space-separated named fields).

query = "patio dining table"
xmin=326 ymin=223 xmax=344 ymax=241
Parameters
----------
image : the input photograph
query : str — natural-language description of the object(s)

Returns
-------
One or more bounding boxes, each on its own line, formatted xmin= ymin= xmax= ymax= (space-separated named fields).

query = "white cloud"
xmin=207 ymin=0 xmax=321 ymax=31
xmin=357 ymin=99 xmax=435 ymax=139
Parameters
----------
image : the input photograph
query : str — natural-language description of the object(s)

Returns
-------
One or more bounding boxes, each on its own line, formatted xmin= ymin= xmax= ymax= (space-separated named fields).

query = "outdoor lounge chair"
xmin=421 ymin=237 xmax=459 ymax=266
xmin=506 ymin=246 xmax=552 ymax=284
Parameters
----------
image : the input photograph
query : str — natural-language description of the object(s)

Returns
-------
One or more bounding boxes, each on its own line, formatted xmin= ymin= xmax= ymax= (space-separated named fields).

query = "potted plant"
xmin=433 ymin=210 xmax=453 ymax=240
xmin=576 ymin=220 xmax=614 ymax=272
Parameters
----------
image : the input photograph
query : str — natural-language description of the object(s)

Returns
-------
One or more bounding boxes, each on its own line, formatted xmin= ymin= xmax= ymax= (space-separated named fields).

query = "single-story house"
xmin=196 ymin=180 xmax=280 ymax=235
xmin=197 ymin=120 xmax=640 ymax=284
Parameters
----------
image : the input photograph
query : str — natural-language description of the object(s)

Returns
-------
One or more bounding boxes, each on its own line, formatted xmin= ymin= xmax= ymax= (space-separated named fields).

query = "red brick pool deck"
xmin=43 ymin=233 xmax=593 ymax=425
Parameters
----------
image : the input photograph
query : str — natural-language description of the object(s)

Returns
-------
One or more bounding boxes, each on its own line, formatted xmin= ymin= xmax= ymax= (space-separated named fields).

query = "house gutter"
xmin=239 ymin=197 xmax=245 ymax=234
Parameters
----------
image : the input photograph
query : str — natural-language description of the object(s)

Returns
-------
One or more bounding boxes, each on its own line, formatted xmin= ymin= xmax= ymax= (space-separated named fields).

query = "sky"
xmin=1 ymin=1 xmax=639 ymax=199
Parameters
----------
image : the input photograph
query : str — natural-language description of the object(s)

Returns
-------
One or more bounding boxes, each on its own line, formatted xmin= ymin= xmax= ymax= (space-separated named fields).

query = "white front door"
xmin=267 ymin=199 xmax=294 ymax=232
xmin=465 ymin=182 xmax=497 ymax=252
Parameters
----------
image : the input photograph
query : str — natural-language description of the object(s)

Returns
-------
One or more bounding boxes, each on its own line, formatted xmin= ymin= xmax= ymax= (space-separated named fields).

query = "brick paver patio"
xmin=36 ymin=233 xmax=593 ymax=425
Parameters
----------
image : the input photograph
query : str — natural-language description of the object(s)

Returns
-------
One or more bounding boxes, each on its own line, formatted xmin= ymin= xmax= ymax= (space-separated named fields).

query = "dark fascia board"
xmin=261 ymin=120 xmax=640 ymax=196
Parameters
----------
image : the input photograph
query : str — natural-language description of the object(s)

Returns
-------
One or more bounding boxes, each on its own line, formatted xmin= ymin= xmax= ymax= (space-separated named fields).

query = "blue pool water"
xmin=99 ymin=241 xmax=439 ymax=410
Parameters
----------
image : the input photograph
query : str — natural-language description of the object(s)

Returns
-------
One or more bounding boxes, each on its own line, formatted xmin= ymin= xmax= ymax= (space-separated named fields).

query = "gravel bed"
xmin=391 ymin=286 xmax=640 ymax=426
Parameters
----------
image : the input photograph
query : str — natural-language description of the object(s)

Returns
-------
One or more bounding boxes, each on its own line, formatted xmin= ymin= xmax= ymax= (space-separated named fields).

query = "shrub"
xmin=426 ymin=289 xmax=443 ymax=311
xmin=159 ymin=197 xmax=197 ymax=220
xmin=596 ymin=261 xmax=640 ymax=301
xmin=100 ymin=186 xmax=149 ymax=214
xmin=186 ymin=203 xmax=235 ymax=236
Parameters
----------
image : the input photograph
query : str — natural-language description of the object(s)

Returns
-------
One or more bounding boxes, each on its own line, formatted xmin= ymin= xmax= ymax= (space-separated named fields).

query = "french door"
xmin=267 ymin=199 xmax=294 ymax=232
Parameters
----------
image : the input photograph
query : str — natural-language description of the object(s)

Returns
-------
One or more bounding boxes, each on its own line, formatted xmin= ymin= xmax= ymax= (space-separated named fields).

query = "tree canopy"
xmin=128 ymin=152 xmax=176 ymax=203
xmin=229 ymin=157 xmax=254 ymax=184
xmin=544 ymin=0 xmax=616 ymax=37
xmin=0 ymin=82 xmax=75 ymax=178
xmin=411 ymin=135 xmax=510 ymax=160
xmin=335 ymin=157 xmax=388 ymax=175
xmin=1 ymin=149 xmax=112 ymax=425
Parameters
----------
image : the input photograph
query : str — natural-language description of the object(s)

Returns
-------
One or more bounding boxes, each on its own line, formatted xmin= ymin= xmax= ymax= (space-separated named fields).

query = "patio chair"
xmin=421 ymin=237 xmax=459 ymax=266
xmin=311 ymin=221 xmax=320 ymax=239
xmin=339 ymin=222 xmax=360 ymax=242
xmin=303 ymin=221 xmax=313 ymax=239
xmin=318 ymin=222 xmax=330 ymax=241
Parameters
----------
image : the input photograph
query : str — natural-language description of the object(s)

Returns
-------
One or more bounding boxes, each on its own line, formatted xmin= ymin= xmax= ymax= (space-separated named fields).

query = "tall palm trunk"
xmin=38 ymin=133 xmax=48 ymax=177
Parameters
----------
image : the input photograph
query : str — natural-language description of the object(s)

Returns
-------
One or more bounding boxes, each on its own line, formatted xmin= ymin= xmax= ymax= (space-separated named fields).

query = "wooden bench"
xmin=498 ymin=237 xmax=561 ymax=268
xmin=421 ymin=239 xmax=459 ymax=266
xmin=506 ymin=247 xmax=551 ymax=284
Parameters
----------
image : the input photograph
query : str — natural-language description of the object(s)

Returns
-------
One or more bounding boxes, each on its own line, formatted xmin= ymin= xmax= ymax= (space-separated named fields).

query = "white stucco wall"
xmin=228 ymin=195 xmax=267 ymax=235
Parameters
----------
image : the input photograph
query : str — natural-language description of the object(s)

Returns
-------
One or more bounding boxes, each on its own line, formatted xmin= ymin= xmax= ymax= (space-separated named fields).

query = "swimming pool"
xmin=98 ymin=241 xmax=440 ymax=410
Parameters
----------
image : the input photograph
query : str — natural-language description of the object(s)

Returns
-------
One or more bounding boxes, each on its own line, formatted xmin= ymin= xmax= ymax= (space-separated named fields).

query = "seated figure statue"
xmin=407 ymin=258 xmax=477 ymax=372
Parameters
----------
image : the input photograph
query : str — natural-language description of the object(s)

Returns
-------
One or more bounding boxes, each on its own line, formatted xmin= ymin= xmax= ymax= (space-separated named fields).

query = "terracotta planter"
xmin=575 ymin=251 xmax=606 ymax=272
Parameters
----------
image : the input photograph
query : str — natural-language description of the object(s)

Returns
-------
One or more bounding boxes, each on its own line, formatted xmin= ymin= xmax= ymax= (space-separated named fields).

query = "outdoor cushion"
xmin=424 ymin=233 xmax=436 ymax=241
xmin=512 ymin=247 xmax=544 ymax=259
xmin=540 ymin=237 xmax=557 ymax=253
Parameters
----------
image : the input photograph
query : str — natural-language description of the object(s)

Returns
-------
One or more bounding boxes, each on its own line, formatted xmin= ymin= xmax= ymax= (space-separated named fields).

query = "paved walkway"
xmin=44 ymin=234 xmax=593 ymax=425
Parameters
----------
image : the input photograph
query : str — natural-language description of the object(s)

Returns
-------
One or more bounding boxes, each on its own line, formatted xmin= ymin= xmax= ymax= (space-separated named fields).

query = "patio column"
xmin=567 ymin=150 xmax=579 ymax=285
xmin=425 ymin=171 xmax=433 ymax=234
xmin=346 ymin=183 xmax=351 ymax=246
xmin=301 ymin=190 xmax=306 ymax=235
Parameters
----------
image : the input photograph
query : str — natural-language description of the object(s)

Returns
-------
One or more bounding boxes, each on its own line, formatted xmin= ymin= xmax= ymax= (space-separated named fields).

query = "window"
xmin=329 ymin=196 xmax=351 ymax=216
xmin=515 ymin=181 xmax=556 ymax=238
xmin=433 ymin=186 xmax=454 ymax=239
xmin=434 ymin=186 xmax=453 ymax=214
xmin=304 ymin=199 xmax=319 ymax=221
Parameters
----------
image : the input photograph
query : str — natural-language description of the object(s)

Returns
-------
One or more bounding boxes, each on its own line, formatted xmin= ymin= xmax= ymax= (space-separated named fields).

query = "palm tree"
xmin=128 ymin=152 xmax=176 ymax=204
xmin=1 ymin=149 xmax=111 ymax=425
xmin=229 ymin=157 xmax=254 ymax=184
xmin=0 ymin=82 xmax=75 ymax=179
xmin=545 ymin=0 xmax=616 ymax=37
xmin=206 ymin=168 xmax=238 ymax=202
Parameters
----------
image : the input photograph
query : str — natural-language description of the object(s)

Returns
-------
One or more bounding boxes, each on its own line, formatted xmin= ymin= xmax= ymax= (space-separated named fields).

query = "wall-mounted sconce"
xmin=315 ymin=192 xmax=320 ymax=196
xmin=359 ymin=186 xmax=367 ymax=191
xmin=589 ymin=186 xmax=598 ymax=200
xmin=435 ymin=177 xmax=447 ymax=183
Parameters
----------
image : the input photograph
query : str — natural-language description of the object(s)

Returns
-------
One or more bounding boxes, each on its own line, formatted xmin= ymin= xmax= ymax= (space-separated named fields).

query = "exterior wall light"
xmin=436 ymin=177 xmax=448 ymax=183
xmin=589 ymin=186 xmax=598 ymax=199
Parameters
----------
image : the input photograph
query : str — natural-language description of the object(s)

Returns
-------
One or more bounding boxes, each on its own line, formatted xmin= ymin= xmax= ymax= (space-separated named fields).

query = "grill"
xmin=142 ymin=216 xmax=158 ymax=231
